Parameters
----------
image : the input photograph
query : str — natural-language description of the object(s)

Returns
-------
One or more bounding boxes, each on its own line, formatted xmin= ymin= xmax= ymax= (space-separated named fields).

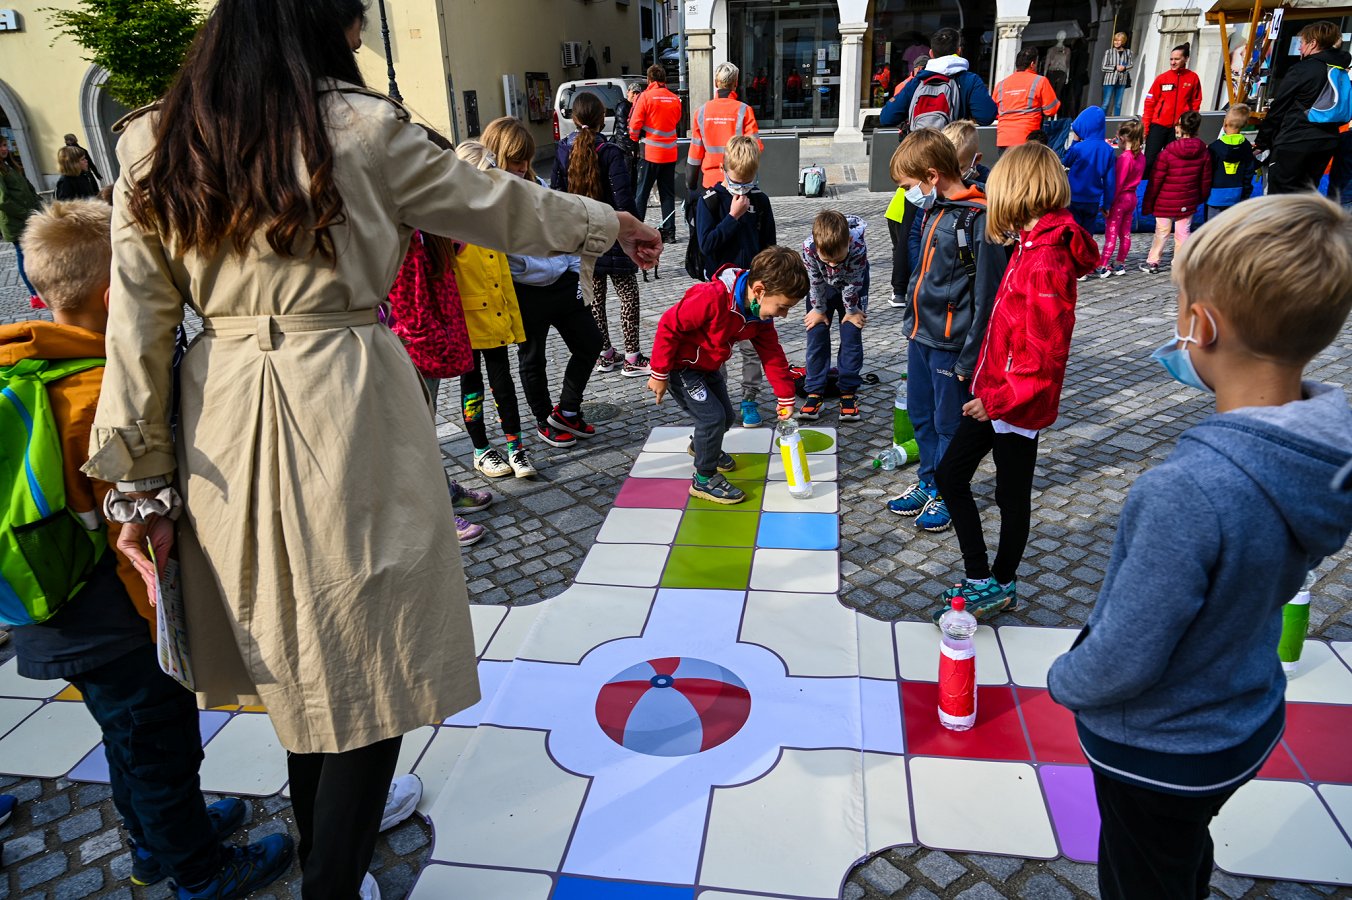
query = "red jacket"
xmin=971 ymin=209 xmax=1098 ymax=431
xmin=1141 ymin=68 xmax=1202 ymax=131
xmin=1143 ymin=136 xmax=1212 ymax=219
xmin=649 ymin=266 xmax=796 ymax=405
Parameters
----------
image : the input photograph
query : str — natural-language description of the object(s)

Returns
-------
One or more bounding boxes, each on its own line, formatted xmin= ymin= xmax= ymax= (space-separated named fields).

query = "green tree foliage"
xmin=44 ymin=0 xmax=202 ymax=109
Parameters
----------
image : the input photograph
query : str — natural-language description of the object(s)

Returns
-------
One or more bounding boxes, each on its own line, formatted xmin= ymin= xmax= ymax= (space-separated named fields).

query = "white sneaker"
xmin=509 ymin=447 xmax=538 ymax=479
xmin=473 ymin=448 xmax=513 ymax=478
xmin=379 ymin=774 xmax=422 ymax=832
xmin=359 ymin=872 xmax=381 ymax=900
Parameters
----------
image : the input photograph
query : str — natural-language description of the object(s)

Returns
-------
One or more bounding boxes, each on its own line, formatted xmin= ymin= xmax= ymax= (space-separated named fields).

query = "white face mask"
xmin=724 ymin=176 xmax=758 ymax=196
xmin=905 ymin=182 xmax=937 ymax=210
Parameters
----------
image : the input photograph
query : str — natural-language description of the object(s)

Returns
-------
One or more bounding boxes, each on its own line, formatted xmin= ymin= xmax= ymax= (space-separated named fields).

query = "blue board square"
xmin=756 ymin=512 xmax=839 ymax=550
xmin=553 ymin=876 xmax=695 ymax=900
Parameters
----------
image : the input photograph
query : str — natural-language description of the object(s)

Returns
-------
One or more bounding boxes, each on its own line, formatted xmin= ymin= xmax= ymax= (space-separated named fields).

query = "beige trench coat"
xmin=84 ymin=84 xmax=619 ymax=754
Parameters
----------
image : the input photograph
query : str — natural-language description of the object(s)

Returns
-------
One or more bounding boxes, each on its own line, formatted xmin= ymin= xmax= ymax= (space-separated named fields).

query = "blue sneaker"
xmin=175 ymin=834 xmax=293 ymax=900
xmin=932 ymin=579 xmax=1018 ymax=625
xmin=0 ymin=794 xmax=15 ymax=826
xmin=916 ymin=494 xmax=951 ymax=532
xmin=887 ymin=481 xmax=932 ymax=517
xmin=134 ymin=798 xmax=249 ymax=886
xmin=740 ymin=400 xmax=762 ymax=428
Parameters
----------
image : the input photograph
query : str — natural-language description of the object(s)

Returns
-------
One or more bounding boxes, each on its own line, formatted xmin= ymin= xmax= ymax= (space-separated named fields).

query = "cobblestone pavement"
xmin=3 ymin=189 xmax=1351 ymax=899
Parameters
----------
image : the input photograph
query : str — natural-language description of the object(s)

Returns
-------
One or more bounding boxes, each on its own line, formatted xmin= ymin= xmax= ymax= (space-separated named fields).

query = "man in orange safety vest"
xmin=687 ymin=62 xmax=763 ymax=193
xmin=628 ymin=65 xmax=684 ymax=241
xmin=994 ymin=47 xmax=1061 ymax=150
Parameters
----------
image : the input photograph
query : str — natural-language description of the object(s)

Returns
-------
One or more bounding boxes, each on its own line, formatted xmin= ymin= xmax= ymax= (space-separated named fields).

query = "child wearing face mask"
xmin=694 ymin=136 xmax=778 ymax=428
xmin=941 ymin=120 xmax=990 ymax=187
xmin=929 ymin=143 xmax=1097 ymax=622
xmin=1048 ymin=194 xmax=1352 ymax=899
xmin=885 ymin=129 xmax=1007 ymax=534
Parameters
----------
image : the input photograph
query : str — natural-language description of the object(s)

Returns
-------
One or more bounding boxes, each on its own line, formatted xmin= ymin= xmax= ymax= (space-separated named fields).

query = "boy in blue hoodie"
xmin=1060 ymin=106 xmax=1116 ymax=241
xmin=1206 ymin=104 xmax=1257 ymax=218
xmin=1047 ymin=194 xmax=1352 ymax=900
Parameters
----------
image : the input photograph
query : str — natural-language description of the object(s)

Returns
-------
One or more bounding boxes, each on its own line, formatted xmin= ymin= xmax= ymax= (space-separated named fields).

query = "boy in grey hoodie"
xmin=1047 ymin=195 xmax=1352 ymax=900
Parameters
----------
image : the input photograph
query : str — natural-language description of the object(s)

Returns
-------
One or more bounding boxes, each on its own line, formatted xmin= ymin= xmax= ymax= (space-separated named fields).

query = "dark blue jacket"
xmin=1206 ymin=133 xmax=1257 ymax=208
xmin=1061 ymin=106 xmax=1116 ymax=208
xmin=693 ymin=183 xmax=776 ymax=279
xmin=552 ymin=132 xmax=638 ymax=276
xmin=879 ymin=57 xmax=997 ymax=128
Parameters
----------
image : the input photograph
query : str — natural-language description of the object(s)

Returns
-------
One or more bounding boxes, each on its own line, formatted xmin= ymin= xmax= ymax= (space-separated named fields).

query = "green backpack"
xmin=1 ymin=357 xmax=108 ymax=625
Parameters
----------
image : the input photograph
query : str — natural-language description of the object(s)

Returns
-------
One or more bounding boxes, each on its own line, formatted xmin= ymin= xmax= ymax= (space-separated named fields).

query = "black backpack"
xmin=684 ymin=189 xmax=774 ymax=281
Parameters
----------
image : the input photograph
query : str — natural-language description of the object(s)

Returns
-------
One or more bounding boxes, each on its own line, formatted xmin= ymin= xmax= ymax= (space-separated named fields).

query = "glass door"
xmin=732 ymin=1 xmax=840 ymax=129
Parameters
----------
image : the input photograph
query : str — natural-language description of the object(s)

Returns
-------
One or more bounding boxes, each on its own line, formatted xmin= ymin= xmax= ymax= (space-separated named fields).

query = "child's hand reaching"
xmin=843 ymin=310 xmax=867 ymax=329
xmin=647 ymin=376 xmax=667 ymax=404
xmin=804 ymin=310 xmax=828 ymax=330
xmin=962 ymin=397 xmax=990 ymax=422
xmin=777 ymin=403 xmax=796 ymax=420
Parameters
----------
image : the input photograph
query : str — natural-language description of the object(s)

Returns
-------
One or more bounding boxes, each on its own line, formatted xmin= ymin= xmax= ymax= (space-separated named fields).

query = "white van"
xmin=553 ymin=76 xmax=647 ymax=143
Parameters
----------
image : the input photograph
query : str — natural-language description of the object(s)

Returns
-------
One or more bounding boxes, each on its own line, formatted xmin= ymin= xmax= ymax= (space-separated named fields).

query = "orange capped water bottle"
xmin=938 ymin=598 xmax=978 ymax=731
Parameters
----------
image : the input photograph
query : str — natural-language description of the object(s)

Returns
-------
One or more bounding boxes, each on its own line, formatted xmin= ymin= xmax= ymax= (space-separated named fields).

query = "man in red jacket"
xmin=1142 ymin=43 xmax=1203 ymax=173
xmin=647 ymin=246 xmax=807 ymax=504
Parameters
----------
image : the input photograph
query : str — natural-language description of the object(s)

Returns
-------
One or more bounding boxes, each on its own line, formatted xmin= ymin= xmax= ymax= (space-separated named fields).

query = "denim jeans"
xmin=669 ymin=367 xmax=735 ymax=477
xmin=906 ymin=340 xmax=967 ymax=489
xmin=69 ymin=645 xmax=220 ymax=886
xmin=804 ymin=267 xmax=868 ymax=395
xmin=12 ymin=240 xmax=37 ymax=297
xmin=1101 ymin=84 xmax=1126 ymax=117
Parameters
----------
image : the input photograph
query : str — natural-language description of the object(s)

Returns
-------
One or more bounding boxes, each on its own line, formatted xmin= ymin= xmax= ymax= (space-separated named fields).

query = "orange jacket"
xmin=628 ymin=84 xmax=684 ymax=163
xmin=0 ymin=321 xmax=153 ymax=631
xmin=994 ymin=70 xmax=1061 ymax=147
xmin=688 ymin=94 xmax=763 ymax=188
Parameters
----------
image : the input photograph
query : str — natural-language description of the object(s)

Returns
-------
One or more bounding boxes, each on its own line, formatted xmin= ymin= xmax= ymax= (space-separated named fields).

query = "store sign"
xmin=0 ymin=10 xmax=21 ymax=32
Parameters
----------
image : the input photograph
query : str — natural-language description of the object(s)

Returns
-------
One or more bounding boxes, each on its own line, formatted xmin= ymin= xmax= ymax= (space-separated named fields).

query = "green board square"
xmin=675 ymin=510 xmax=760 ymax=547
xmin=661 ymin=545 xmax=754 ymax=590
xmin=687 ymin=479 xmax=765 ymax=511
xmin=728 ymin=453 xmax=769 ymax=482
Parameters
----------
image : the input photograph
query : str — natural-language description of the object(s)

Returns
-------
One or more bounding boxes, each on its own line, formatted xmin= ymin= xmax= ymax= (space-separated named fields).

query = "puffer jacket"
xmin=971 ymin=208 xmax=1098 ymax=431
xmin=1144 ymin=136 xmax=1212 ymax=219
xmin=0 ymin=162 xmax=42 ymax=243
xmin=552 ymin=132 xmax=638 ymax=276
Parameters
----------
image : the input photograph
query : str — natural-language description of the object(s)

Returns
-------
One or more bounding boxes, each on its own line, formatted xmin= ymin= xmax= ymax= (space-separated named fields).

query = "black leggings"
xmin=287 ymin=736 xmax=402 ymax=900
xmin=934 ymin=415 xmax=1038 ymax=584
xmin=514 ymin=272 xmax=603 ymax=425
xmin=459 ymin=346 xmax=521 ymax=450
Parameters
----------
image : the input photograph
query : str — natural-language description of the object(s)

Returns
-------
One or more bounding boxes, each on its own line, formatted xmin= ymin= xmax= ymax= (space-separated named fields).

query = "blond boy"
xmin=1206 ymin=103 xmax=1256 ymax=217
xmin=941 ymin=119 xmax=989 ymax=184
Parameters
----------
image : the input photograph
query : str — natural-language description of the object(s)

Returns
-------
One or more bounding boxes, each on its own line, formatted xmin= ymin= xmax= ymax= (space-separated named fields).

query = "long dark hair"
xmin=566 ymin=93 xmax=606 ymax=202
xmin=127 ymin=0 xmax=368 ymax=261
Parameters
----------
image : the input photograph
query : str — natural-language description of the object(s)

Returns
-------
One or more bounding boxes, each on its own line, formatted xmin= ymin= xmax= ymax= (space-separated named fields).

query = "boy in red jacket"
xmin=931 ymin=144 xmax=1099 ymax=621
xmin=647 ymin=246 xmax=808 ymax=503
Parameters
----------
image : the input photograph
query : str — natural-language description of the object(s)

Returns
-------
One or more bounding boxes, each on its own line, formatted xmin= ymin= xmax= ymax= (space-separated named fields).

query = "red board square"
xmin=1283 ymin=703 xmax=1352 ymax=784
xmin=1257 ymin=741 xmax=1305 ymax=781
xmin=614 ymin=478 xmax=692 ymax=510
xmin=1014 ymin=687 xmax=1086 ymax=765
xmin=901 ymin=682 xmax=1032 ymax=762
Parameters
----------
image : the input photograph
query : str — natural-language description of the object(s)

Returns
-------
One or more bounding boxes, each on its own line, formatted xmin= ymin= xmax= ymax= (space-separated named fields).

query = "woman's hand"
xmin=117 ymin=516 xmax=176 ymax=605
xmin=616 ymin=212 xmax=663 ymax=269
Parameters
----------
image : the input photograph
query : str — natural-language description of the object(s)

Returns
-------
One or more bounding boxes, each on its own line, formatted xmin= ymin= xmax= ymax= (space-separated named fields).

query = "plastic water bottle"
xmin=777 ymin=418 xmax=813 ymax=499
xmin=938 ymin=598 xmax=978 ymax=731
xmin=1278 ymin=571 xmax=1316 ymax=675
xmin=874 ymin=446 xmax=905 ymax=471
xmin=892 ymin=375 xmax=919 ymax=465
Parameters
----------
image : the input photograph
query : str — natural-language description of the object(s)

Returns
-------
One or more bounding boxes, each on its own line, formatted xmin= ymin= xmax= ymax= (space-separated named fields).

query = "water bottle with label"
xmin=1278 ymin=570 xmax=1316 ymax=675
xmin=777 ymin=418 xmax=813 ymax=499
xmin=937 ymin=598 xmax=978 ymax=731
xmin=882 ymin=375 xmax=920 ymax=469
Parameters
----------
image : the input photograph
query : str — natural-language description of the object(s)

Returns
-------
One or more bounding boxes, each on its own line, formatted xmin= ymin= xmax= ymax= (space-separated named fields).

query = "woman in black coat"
xmin=1257 ymin=20 xmax=1352 ymax=194
xmin=54 ymin=146 xmax=100 ymax=200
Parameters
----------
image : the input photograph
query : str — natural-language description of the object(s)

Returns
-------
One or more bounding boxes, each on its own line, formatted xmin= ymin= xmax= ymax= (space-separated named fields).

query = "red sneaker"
xmin=547 ymin=406 xmax=595 ymax=438
xmin=536 ymin=423 xmax=578 ymax=447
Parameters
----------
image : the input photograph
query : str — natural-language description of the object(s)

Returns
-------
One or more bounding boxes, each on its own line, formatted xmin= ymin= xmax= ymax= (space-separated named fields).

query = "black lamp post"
xmin=375 ymin=0 xmax=403 ymax=102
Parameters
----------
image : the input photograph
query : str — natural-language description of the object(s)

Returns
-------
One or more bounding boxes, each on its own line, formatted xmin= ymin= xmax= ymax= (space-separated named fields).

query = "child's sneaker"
xmin=455 ymin=516 xmax=486 ymax=546
xmin=689 ymin=473 xmax=746 ymax=505
xmin=887 ymin=292 xmax=906 ymax=309
xmin=473 ymin=448 xmax=513 ymax=478
xmin=547 ymin=406 xmax=595 ymax=438
xmin=887 ymin=481 xmax=932 ymax=516
xmin=1112 ymin=263 xmax=1128 ymax=276
xmin=1139 ymin=262 xmax=1162 ymax=274
xmin=931 ymin=578 xmax=1018 ymax=624
xmin=450 ymin=483 xmax=493 ymax=513
xmin=509 ymin=447 xmax=538 ymax=478
xmin=536 ymin=423 xmax=578 ymax=447
xmin=740 ymin=400 xmax=762 ymax=428
xmin=798 ymin=394 xmax=824 ymax=421
xmin=174 ymin=834 xmax=293 ymax=900
xmin=621 ymin=354 xmax=652 ymax=378
xmin=1096 ymin=266 xmax=1112 ymax=279
xmin=838 ymin=394 xmax=860 ymax=421
xmin=133 ymin=798 xmax=249 ymax=886
xmin=687 ymin=442 xmax=736 ymax=472
xmin=595 ymin=351 xmax=617 ymax=374
xmin=916 ymin=494 xmax=951 ymax=532
xmin=1076 ymin=273 xmax=1089 ymax=282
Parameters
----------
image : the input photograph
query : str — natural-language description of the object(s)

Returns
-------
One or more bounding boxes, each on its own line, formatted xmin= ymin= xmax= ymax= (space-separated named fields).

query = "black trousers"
xmin=933 ymin=415 xmax=1038 ymax=584
xmin=887 ymin=213 xmax=914 ymax=299
xmin=636 ymin=160 xmax=677 ymax=233
xmin=1267 ymin=141 xmax=1338 ymax=195
xmin=1094 ymin=770 xmax=1239 ymax=900
xmin=70 ymin=644 xmax=220 ymax=887
xmin=1144 ymin=123 xmax=1175 ymax=177
xmin=514 ymin=272 xmax=603 ymax=425
xmin=460 ymin=346 xmax=522 ymax=450
xmin=287 ymin=736 xmax=402 ymax=900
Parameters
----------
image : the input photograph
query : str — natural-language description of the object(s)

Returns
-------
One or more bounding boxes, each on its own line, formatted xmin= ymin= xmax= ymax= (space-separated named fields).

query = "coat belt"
xmin=202 ymin=309 xmax=379 ymax=351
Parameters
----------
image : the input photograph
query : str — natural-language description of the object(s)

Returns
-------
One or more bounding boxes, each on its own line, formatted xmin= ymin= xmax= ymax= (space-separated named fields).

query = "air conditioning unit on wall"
xmin=562 ymin=41 xmax=584 ymax=68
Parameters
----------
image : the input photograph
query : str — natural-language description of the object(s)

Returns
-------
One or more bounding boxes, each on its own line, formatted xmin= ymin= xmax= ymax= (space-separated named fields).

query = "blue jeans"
xmin=1102 ymin=84 xmax=1126 ymax=117
xmin=804 ymin=266 xmax=868 ymax=395
xmin=12 ymin=240 xmax=37 ymax=297
xmin=1069 ymin=201 xmax=1100 ymax=236
xmin=907 ymin=340 xmax=967 ymax=488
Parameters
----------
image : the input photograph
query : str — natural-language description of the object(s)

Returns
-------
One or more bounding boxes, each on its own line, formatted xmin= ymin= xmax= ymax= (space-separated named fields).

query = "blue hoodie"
xmin=1048 ymin=382 xmax=1352 ymax=795
xmin=1061 ymin=106 xmax=1116 ymax=208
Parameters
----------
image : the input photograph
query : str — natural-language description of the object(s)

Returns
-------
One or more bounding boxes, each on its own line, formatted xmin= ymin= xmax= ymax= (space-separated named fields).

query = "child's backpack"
xmin=0 ymin=357 xmax=108 ymax=625
xmin=800 ymin=165 xmax=827 ymax=198
xmin=908 ymin=72 xmax=961 ymax=131
xmin=1307 ymin=64 xmax=1352 ymax=125
xmin=684 ymin=189 xmax=775 ymax=280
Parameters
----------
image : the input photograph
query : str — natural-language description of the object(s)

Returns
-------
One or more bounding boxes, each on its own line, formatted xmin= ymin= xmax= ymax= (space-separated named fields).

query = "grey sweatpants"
xmin=720 ymin=340 xmax=765 ymax=404
xmin=669 ymin=367 xmax=735 ymax=478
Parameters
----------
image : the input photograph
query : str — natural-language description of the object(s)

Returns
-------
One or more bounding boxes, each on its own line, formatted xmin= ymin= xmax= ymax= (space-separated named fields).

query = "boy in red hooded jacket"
xmin=931 ymin=144 xmax=1099 ymax=621
xmin=647 ymin=246 xmax=807 ymax=504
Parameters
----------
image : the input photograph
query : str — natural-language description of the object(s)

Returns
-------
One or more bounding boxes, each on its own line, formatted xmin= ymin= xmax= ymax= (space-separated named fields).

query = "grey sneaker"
xmin=689 ymin=473 xmax=747 ymax=505
xmin=686 ymin=442 xmax=736 ymax=472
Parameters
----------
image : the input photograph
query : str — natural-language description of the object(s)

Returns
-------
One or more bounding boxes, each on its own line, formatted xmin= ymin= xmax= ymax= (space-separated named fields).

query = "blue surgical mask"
xmin=724 ymin=177 xmax=758 ymax=196
xmin=1150 ymin=309 xmax=1216 ymax=393
xmin=905 ymin=182 xmax=937 ymax=211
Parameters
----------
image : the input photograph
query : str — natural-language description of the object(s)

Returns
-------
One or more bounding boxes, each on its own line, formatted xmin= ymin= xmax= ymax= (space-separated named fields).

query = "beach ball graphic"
xmin=595 ymin=657 xmax=752 ymax=757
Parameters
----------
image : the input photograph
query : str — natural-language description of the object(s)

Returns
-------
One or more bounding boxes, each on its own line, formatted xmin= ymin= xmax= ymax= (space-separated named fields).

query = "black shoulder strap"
xmin=954 ymin=206 xmax=981 ymax=285
xmin=750 ymin=191 xmax=774 ymax=246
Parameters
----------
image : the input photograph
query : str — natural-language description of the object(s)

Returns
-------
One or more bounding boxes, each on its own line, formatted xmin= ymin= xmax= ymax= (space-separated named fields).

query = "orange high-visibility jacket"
xmin=688 ymin=95 xmax=763 ymax=188
xmin=994 ymin=70 xmax=1060 ymax=148
xmin=628 ymin=84 xmax=684 ymax=163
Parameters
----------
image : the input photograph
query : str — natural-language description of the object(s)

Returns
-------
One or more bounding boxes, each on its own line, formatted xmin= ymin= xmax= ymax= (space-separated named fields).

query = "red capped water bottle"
xmin=938 ymin=598 xmax=978 ymax=731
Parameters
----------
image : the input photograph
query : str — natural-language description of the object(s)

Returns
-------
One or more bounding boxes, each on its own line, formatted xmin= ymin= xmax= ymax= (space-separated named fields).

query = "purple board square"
xmin=615 ymin=478 xmax=692 ymax=510
xmin=1040 ymin=764 xmax=1100 ymax=863
xmin=67 ymin=709 xmax=234 ymax=784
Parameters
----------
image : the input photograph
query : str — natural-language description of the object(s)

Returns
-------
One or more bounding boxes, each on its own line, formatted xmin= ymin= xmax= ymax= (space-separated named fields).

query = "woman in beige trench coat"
xmin=82 ymin=1 xmax=660 ymax=896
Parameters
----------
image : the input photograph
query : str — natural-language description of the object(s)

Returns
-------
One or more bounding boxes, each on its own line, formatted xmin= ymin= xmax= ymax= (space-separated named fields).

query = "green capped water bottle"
xmin=1278 ymin=571 xmax=1316 ymax=675
xmin=890 ymin=375 xmax=919 ymax=465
